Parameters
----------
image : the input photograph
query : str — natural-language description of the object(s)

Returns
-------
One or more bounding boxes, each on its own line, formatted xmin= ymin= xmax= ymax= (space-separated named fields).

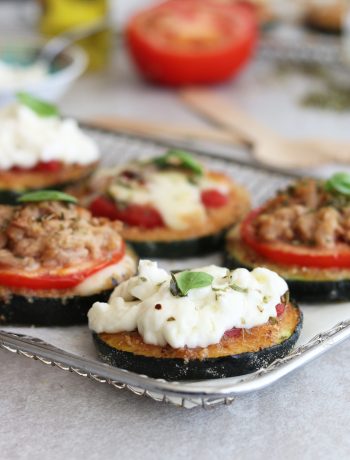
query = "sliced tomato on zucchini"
xmin=0 ymin=241 xmax=126 ymax=291
xmin=11 ymin=160 xmax=63 ymax=173
xmin=90 ymin=196 xmax=165 ymax=229
xmin=241 ymin=208 xmax=350 ymax=269
xmin=201 ymin=189 xmax=229 ymax=208
xmin=126 ymin=0 xmax=257 ymax=85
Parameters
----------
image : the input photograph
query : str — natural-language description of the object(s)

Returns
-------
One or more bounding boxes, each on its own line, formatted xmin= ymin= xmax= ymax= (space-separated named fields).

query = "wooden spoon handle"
xmin=180 ymin=89 xmax=278 ymax=144
xmin=86 ymin=116 xmax=241 ymax=146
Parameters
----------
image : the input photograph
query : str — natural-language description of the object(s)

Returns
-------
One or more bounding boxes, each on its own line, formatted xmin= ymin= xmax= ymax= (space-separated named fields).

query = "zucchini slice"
xmin=92 ymin=301 xmax=302 ymax=380
xmin=0 ymin=163 xmax=97 ymax=205
xmin=129 ymin=228 xmax=227 ymax=258
xmin=0 ymin=290 xmax=112 ymax=326
xmin=0 ymin=251 xmax=138 ymax=326
xmin=225 ymin=225 xmax=350 ymax=303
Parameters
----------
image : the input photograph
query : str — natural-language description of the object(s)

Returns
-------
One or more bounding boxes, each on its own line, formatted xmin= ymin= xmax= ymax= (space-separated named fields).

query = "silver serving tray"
xmin=2 ymin=127 xmax=350 ymax=409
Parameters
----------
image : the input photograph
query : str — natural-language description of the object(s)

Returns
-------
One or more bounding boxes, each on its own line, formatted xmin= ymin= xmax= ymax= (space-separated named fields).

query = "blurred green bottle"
xmin=38 ymin=0 xmax=112 ymax=71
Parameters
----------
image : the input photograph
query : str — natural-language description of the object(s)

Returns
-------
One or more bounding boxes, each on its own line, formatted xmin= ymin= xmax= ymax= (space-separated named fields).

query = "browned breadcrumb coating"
xmin=0 ymin=202 xmax=123 ymax=271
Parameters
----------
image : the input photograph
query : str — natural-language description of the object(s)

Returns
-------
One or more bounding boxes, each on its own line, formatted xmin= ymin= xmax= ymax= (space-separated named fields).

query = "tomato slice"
xmin=276 ymin=303 xmax=285 ymax=317
xmin=241 ymin=208 xmax=350 ymax=268
xmin=0 ymin=241 xmax=126 ymax=291
xmin=201 ymin=189 xmax=229 ymax=208
xmin=90 ymin=196 xmax=165 ymax=229
xmin=224 ymin=327 xmax=242 ymax=338
xmin=126 ymin=0 xmax=257 ymax=85
xmin=10 ymin=161 xmax=63 ymax=173
xmin=90 ymin=196 xmax=121 ymax=221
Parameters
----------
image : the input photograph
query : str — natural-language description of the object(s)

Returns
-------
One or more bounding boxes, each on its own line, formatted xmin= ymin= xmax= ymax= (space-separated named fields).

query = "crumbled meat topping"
xmin=254 ymin=179 xmax=350 ymax=248
xmin=0 ymin=202 xmax=123 ymax=271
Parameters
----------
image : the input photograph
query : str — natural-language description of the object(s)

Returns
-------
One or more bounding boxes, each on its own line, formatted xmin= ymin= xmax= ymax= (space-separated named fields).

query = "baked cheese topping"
xmin=74 ymin=253 xmax=137 ymax=296
xmin=88 ymin=260 xmax=288 ymax=349
xmin=0 ymin=103 xmax=100 ymax=170
xmin=106 ymin=165 xmax=230 ymax=231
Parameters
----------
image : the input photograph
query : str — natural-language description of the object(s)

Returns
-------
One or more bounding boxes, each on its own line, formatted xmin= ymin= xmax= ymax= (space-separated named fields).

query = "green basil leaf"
xmin=325 ymin=172 xmax=350 ymax=196
xmin=18 ymin=190 xmax=78 ymax=204
xmin=16 ymin=92 xmax=59 ymax=117
xmin=172 ymin=271 xmax=213 ymax=296
xmin=153 ymin=149 xmax=203 ymax=176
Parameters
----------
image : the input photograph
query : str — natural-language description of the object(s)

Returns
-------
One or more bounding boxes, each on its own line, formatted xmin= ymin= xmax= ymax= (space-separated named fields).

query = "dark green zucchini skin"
xmin=224 ymin=251 xmax=350 ymax=304
xmin=92 ymin=306 xmax=302 ymax=380
xmin=0 ymin=190 xmax=21 ymax=206
xmin=0 ymin=290 xmax=113 ymax=326
xmin=129 ymin=229 xmax=226 ymax=259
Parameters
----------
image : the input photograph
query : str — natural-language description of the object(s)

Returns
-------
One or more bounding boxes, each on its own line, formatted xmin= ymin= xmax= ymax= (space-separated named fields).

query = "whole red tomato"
xmin=126 ymin=0 xmax=257 ymax=86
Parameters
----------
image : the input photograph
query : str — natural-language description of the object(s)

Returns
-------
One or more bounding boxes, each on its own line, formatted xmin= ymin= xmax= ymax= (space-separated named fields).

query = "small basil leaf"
xmin=325 ymin=172 xmax=350 ymax=196
xmin=173 ymin=271 xmax=213 ymax=296
xmin=18 ymin=190 xmax=78 ymax=204
xmin=16 ymin=92 xmax=59 ymax=117
xmin=153 ymin=149 xmax=203 ymax=176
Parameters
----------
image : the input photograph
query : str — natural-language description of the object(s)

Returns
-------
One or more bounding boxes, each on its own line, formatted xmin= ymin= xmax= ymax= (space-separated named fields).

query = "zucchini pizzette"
xmin=89 ymin=260 xmax=302 ymax=380
xmin=0 ymin=192 xmax=137 ymax=325
xmin=0 ymin=94 xmax=99 ymax=204
xmin=226 ymin=174 xmax=350 ymax=302
xmin=74 ymin=150 xmax=250 ymax=258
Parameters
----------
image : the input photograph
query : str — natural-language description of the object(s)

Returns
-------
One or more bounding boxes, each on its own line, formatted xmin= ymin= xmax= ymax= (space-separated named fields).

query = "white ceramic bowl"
xmin=0 ymin=41 xmax=87 ymax=106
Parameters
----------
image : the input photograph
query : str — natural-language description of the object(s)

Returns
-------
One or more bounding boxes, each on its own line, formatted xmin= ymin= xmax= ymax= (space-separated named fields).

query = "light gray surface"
xmin=2 ymin=18 xmax=350 ymax=460
xmin=1 ymin=341 xmax=350 ymax=460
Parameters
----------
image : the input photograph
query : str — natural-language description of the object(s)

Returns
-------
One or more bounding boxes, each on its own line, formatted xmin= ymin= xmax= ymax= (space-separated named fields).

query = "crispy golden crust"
xmin=0 ymin=162 xmax=98 ymax=191
xmin=98 ymin=302 xmax=299 ymax=360
xmin=123 ymin=172 xmax=250 ymax=242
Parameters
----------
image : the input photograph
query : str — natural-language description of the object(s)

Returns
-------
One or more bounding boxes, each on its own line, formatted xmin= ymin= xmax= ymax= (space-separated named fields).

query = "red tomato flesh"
xmin=241 ymin=208 xmax=350 ymax=268
xmin=224 ymin=327 xmax=242 ymax=338
xmin=275 ymin=303 xmax=285 ymax=317
xmin=10 ymin=161 xmax=63 ymax=173
xmin=126 ymin=0 xmax=257 ymax=85
xmin=90 ymin=196 xmax=165 ymax=229
xmin=201 ymin=189 xmax=229 ymax=208
xmin=0 ymin=241 xmax=126 ymax=291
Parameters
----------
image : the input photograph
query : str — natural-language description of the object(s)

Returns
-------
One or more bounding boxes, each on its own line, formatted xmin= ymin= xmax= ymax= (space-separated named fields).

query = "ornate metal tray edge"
xmin=1 ymin=320 xmax=350 ymax=409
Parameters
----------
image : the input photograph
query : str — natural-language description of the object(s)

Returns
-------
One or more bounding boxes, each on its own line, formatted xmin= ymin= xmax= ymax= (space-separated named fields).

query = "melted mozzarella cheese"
xmin=74 ymin=254 xmax=136 ymax=296
xmin=88 ymin=260 xmax=288 ymax=349
xmin=109 ymin=171 xmax=213 ymax=230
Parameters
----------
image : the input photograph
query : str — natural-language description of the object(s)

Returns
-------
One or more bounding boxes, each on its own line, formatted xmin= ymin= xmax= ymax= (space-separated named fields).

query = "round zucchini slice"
xmin=0 ymin=251 xmax=138 ymax=326
xmin=129 ymin=228 xmax=227 ymax=259
xmin=0 ymin=163 xmax=97 ymax=205
xmin=225 ymin=225 xmax=350 ymax=303
xmin=0 ymin=290 xmax=113 ymax=326
xmin=92 ymin=301 xmax=302 ymax=380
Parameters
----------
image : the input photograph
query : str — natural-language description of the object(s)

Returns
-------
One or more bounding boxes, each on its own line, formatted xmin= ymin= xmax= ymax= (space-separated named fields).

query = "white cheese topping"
xmin=88 ymin=260 xmax=288 ymax=349
xmin=74 ymin=253 xmax=137 ymax=296
xmin=0 ymin=103 xmax=100 ymax=170
xmin=0 ymin=60 xmax=48 ymax=90
xmin=108 ymin=170 xmax=228 ymax=231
